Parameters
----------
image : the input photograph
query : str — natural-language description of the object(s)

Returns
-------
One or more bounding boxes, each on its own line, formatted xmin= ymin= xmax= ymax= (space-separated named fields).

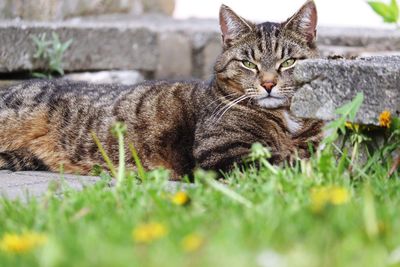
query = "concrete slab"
xmin=0 ymin=170 xmax=101 ymax=200
xmin=0 ymin=170 xmax=188 ymax=201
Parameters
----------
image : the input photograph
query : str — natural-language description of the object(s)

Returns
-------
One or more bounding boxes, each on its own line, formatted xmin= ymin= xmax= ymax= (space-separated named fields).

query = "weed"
xmin=31 ymin=32 xmax=73 ymax=78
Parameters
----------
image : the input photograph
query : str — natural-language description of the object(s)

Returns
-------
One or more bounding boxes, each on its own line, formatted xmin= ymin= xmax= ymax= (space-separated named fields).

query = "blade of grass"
xmin=363 ymin=184 xmax=379 ymax=239
xmin=196 ymin=170 xmax=253 ymax=208
xmin=129 ymin=143 xmax=147 ymax=182
xmin=204 ymin=177 xmax=254 ymax=208
xmin=91 ymin=131 xmax=117 ymax=178
xmin=111 ymin=123 xmax=127 ymax=188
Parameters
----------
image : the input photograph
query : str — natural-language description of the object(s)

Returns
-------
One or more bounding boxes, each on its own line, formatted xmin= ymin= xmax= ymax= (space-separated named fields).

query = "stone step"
xmin=0 ymin=0 xmax=175 ymax=21
xmin=291 ymin=56 xmax=400 ymax=125
xmin=1 ymin=17 xmax=400 ymax=79
xmin=0 ymin=21 xmax=159 ymax=73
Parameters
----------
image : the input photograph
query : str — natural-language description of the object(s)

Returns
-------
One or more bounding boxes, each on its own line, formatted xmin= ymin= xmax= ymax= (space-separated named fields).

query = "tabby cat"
xmin=0 ymin=0 xmax=323 ymax=179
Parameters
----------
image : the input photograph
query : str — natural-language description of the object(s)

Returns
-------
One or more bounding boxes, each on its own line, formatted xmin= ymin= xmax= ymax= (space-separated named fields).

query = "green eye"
xmin=242 ymin=60 xmax=257 ymax=70
xmin=281 ymin=58 xmax=296 ymax=69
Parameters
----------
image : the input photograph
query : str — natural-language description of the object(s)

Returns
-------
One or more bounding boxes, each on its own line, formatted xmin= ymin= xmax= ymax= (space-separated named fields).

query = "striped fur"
xmin=0 ymin=1 xmax=324 ymax=179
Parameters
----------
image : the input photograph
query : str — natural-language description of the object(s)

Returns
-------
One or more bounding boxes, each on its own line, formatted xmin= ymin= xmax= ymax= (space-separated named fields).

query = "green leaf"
xmin=321 ymin=93 xmax=364 ymax=146
xmin=391 ymin=0 xmax=399 ymax=20
xmin=337 ymin=148 xmax=349 ymax=175
xmin=61 ymin=39 xmax=73 ymax=52
xmin=367 ymin=0 xmax=399 ymax=23
xmin=335 ymin=93 xmax=364 ymax=120
xmin=32 ymin=72 xmax=49 ymax=79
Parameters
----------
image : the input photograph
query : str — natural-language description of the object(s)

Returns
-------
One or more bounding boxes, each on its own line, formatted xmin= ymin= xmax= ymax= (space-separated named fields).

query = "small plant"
xmin=31 ymin=32 xmax=73 ymax=78
xmin=322 ymin=92 xmax=364 ymax=147
xmin=367 ymin=0 xmax=399 ymax=26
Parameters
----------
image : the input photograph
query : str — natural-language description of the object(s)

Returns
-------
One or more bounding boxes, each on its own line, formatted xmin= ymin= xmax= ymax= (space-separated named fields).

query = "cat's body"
xmin=0 ymin=0 xmax=324 ymax=179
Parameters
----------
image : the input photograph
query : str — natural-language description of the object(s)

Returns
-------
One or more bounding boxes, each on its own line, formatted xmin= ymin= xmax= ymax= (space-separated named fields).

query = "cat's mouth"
xmin=257 ymin=95 xmax=285 ymax=100
xmin=255 ymin=95 xmax=288 ymax=109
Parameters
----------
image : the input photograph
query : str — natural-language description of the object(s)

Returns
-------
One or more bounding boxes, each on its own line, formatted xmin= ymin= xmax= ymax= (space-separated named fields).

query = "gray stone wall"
xmin=1 ymin=18 xmax=400 ymax=80
xmin=0 ymin=0 xmax=175 ymax=21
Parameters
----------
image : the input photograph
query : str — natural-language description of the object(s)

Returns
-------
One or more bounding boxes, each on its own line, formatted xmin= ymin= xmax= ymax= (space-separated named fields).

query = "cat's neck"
xmin=209 ymin=77 xmax=248 ymax=104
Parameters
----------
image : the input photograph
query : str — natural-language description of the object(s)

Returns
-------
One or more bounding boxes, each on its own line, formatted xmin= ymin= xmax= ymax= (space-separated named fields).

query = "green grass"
xmin=0 ymin=96 xmax=399 ymax=267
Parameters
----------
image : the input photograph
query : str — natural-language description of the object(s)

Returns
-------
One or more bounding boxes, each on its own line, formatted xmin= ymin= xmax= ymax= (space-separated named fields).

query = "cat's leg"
xmin=292 ymin=118 xmax=325 ymax=158
xmin=0 ymin=107 xmax=89 ymax=173
xmin=0 ymin=149 xmax=50 ymax=171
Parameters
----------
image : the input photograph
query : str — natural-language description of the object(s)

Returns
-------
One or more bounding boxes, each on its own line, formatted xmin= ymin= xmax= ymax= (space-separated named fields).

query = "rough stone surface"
xmin=317 ymin=27 xmax=400 ymax=51
xmin=0 ymin=170 xmax=187 ymax=200
xmin=0 ymin=21 xmax=158 ymax=72
xmin=197 ymin=38 xmax=221 ymax=80
xmin=155 ymin=32 xmax=192 ymax=79
xmin=0 ymin=170 xmax=101 ymax=200
xmin=142 ymin=0 xmax=175 ymax=16
xmin=0 ymin=0 xmax=174 ymax=21
xmin=291 ymin=56 xmax=400 ymax=125
xmin=64 ymin=70 xmax=145 ymax=85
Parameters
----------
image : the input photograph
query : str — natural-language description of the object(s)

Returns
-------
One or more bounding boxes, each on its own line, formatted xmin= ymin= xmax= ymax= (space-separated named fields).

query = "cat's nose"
xmin=262 ymin=81 xmax=276 ymax=93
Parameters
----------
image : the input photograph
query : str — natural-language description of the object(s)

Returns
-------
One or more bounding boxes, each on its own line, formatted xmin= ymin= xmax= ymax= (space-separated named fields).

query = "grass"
xmin=0 ymin=96 xmax=399 ymax=267
xmin=31 ymin=32 xmax=73 ymax=78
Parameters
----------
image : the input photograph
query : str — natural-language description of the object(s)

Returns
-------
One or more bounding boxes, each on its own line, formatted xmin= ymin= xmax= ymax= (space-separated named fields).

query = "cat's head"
xmin=214 ymin=0 xmax=318 ymax=109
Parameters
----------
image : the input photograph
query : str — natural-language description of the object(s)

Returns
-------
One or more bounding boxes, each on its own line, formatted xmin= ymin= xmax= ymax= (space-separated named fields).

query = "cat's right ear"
xmin=284 ymin=0 xmax=318 ymax=47
xmin=219 ymin=5 xmax=253 ymax=48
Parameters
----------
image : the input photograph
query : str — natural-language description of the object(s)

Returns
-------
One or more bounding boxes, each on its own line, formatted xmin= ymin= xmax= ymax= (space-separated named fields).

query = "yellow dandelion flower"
xmin=310 ymin=186 xmax=350 ymax=212
xmin=0 ymin=232 xmax=47 ymax=253
xmin=181 ymin=233 xmax=204 ymax=252
xmin=132 ymin=222 xmax=167 ymax=244
xmin=329 ymin=186 xmax=350 ymax=205
xmin=345 ymin=122 xmax=360 ymax=131
xmin=310 ymin=187 xmax=330 ymax=212
xmin=171 ymin=191 xmax=190 ymax=206
xmin=379 ymin=110 xmax=391 ymax=128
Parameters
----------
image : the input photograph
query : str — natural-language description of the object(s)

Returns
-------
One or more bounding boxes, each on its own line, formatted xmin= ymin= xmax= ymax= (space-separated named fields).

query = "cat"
xmin=0 ymin=0 xmax=323 ymax=180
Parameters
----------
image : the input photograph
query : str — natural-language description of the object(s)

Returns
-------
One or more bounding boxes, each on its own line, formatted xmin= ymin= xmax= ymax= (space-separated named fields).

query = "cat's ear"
xmin=284 ymin=0 xmax=318 ymax=46
xmin=219 ymin=5 xmax=253 ymax=48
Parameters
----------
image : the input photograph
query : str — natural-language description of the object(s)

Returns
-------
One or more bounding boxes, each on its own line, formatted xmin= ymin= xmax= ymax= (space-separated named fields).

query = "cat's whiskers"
xmin=208 ymin=94 xmax=248 ymax=123
xmin=208 ymin=96 xmax=242 ymax=122
xmin=208 ymin=93 xmax=243 ymax=120
xmin=206 ymin=92 xmax=239 ymax=109
xmin=212 ymin=94 xmax=253 ymax=123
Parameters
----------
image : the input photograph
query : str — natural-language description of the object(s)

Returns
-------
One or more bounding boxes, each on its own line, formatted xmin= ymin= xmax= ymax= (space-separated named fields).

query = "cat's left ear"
xmin=284 ymin=0 xmax=318 ymax=46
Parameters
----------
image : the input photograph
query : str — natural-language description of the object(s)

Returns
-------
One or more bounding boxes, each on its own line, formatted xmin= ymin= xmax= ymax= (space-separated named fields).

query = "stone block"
xmin=200 ymin=38 xmax=221 ymax=80
xmin=0 ymin=0 xmax=175 ymax=21
xmin=290 ymin=56 xmax=400 ymax=125
xmin=155 ymin=32 xmax=192 ymax=79
xmin=0 ymin=21 xmax=158 ymax=72
xmin=142 ymin=0 xmax=175 ymax=16
xmin=317 ymin=27 xmax=400 ymax=51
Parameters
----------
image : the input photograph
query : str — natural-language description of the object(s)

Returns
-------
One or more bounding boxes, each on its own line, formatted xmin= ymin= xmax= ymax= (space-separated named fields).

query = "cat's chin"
xmin=256 ymin=96 xmax=287 ymax=109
